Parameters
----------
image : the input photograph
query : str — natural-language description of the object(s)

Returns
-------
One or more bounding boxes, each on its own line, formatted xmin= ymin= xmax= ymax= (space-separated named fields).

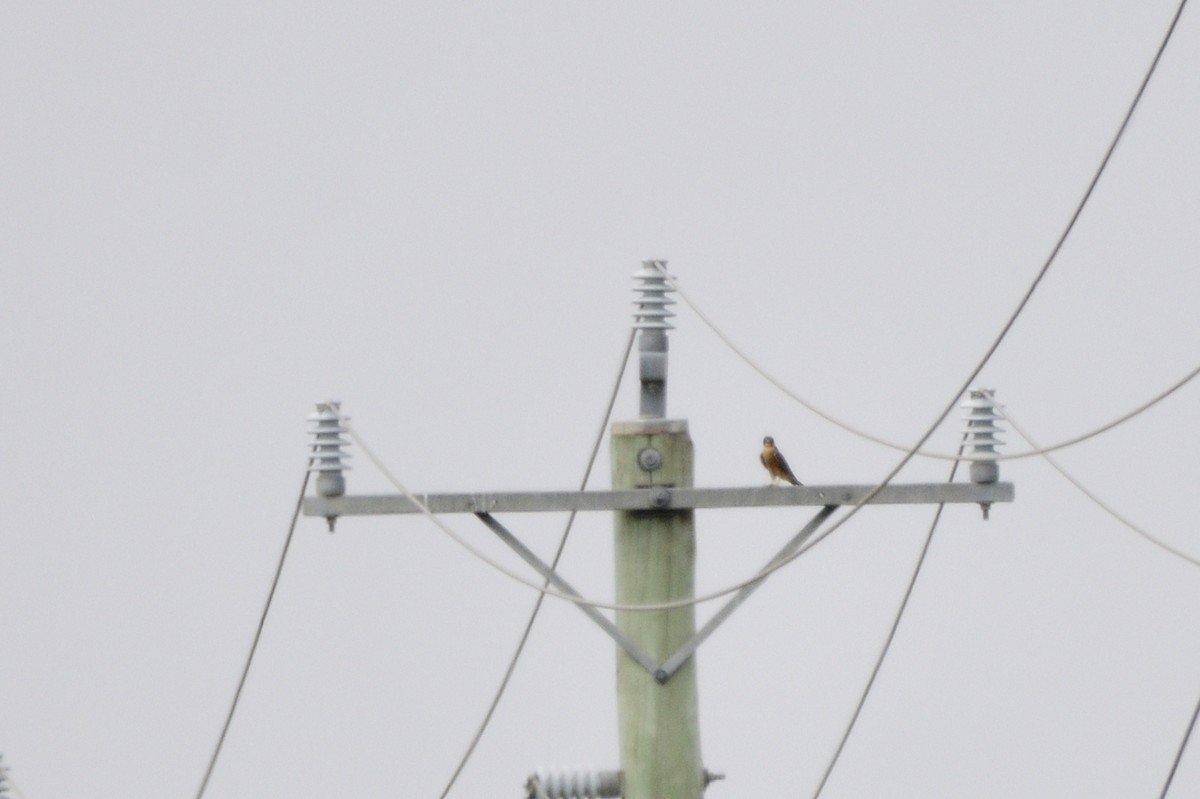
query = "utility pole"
xmin=302 ymin=260 xmax=1014 ymax=798
xmin=610 ymin=261 xmax=703 ymax=799
xmin=611 ymin=421 xmax=702 ymax=799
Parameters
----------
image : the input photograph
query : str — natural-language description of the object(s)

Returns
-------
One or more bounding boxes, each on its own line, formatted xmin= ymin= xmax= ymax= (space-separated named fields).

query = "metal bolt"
xmin=651 ymin=488 xmax=672 ymax=508
xmin=637 ymin=447 xmax=663 ymax=472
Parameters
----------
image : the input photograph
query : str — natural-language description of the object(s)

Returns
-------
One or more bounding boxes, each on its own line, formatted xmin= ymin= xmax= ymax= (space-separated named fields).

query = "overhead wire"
xmin=783 ymin=1 xmax=1195 ymax=787
xmin=1003 ymin=407 xmax=1200 ymax=570
xmin=338 ymin=357 xmax=1200 ymax=610
xmin=670 ymin=275 xmax=1200 ymax=462
xmin=663 ymin=0 xmax=1193 ymax=467
xmin=1160 ymin=689 xmax=1200 ymax=798
xmin=169 ymin=4 xmax=1189 ymax=796
xmin=811 ymin=440 xmax=967 ymax=799
xmin=363 ymin=2 xmax=1191 ymax=793
xmin=436 ymin=329 xmax=635 ymax=799
xmin=193 ymin=469 xmax=310 ymax=799
xmin=794 ymin=6 xmax=1195 ymax=790
xmin=339 ymin=0 xmax=1186 ymax=613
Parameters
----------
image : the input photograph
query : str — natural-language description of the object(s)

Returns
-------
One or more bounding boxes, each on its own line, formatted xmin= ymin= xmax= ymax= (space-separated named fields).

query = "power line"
xmin=811 ymin=441 xmax=967 ymax=799
xmin=993 ymin=362 xmax=1200 ymax=461
xmin=738 ymin=0 xmax=1192 ymax=592
xmin=193 ymin=469 xmax=310 ymax=799
xmin=670 ymin=275 xmax=1200 ymax=463
xmin=779 ymin=13 xmax=1199 ymax=783
xmin=1160 ymin=688 xmax=1200 ymax=798
xmin=437 ymin=330 xmax=635 ymax=799
xmin=1003 ymin=407 xmax=1200 ymax=570
xmin=328 ymin=0 xmax=1190 ymax=614
xmin=665 ymin=0 xmax=1192 ymax=466
xmin=333 ymin=353 xmax=1200 ymax=611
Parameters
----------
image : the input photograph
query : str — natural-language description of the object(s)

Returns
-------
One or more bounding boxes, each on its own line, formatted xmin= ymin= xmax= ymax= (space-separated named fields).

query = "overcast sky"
xmin=4 ymin=2 xmax=1200 ymax=797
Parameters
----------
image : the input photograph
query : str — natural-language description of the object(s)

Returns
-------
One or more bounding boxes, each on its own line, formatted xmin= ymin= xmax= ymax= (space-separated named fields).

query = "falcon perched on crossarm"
xmin=761 ymin=436 xmax=802 ymax=486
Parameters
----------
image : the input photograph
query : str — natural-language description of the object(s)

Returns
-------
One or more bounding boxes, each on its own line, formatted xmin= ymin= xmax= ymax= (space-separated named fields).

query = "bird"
xmin=761 ymin=436 xmax=803 ymax=486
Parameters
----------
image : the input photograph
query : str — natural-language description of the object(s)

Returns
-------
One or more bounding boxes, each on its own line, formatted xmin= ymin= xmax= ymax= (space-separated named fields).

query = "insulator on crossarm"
xmin=632 ymin=259 xmax=675 ymax=331
xmin=308 ymin=401 xmax=350 ymax=530
xmin=528 ymin=767 xmax=622 ymax=799
xmin=961 ymin=388 xmax=1004 ymax=519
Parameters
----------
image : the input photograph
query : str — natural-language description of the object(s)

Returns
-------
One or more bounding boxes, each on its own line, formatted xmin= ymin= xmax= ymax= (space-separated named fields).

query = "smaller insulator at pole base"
xmin=529 ymin=767 xmax=622 ymax=799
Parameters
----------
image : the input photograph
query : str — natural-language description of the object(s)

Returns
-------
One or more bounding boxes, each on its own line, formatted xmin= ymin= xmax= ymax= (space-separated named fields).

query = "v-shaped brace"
xmin=474 ymin=505 xmax=837 ymax=684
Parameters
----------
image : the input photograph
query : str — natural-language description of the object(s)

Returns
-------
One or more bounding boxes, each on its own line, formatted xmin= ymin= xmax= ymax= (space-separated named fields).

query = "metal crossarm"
xmin=303 ymin=482 xmax=1013 ymax=519
xmin=304 ymin=483 xmax=1011 ymax=683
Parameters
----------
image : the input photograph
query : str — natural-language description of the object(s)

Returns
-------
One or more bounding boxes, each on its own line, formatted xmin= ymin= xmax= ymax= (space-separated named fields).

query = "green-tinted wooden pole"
xmin=611 ymin=419 xmax=704 ymax=799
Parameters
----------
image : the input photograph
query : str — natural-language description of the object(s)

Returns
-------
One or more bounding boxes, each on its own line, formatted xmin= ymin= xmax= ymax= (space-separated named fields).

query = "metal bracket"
xmin=475 ymin=505 xmax=837 ymax=684
xmin=655 ymin=504 xmax=836 ymax=681
xmin=475 ymin=513 xmax=659 ymax=676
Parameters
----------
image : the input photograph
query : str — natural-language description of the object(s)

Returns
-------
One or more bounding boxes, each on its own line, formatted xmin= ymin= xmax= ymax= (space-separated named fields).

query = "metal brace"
xmin=474 ymin=504 xmax=837 ymax=684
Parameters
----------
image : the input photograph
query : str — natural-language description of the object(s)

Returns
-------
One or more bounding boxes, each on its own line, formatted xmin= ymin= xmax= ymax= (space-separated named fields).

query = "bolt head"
xmin=637 ymin=447 xmax=663 ymax=471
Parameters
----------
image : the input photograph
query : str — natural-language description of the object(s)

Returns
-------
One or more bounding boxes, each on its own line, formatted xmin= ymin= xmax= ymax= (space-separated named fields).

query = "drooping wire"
xmin=193 ymin=469 xmax=310 ymax=799
xmin=993 ymin=362 xmax=1200 ymax=461
xmin=671 ymin=276 xmax=1200 ymax=463
xmin=336 ymin=0 xmax=1190 ymax=609
xmin=727 ymin=0 xmax=1193 ymax=592
xmin=666 ymin=0 xmax=1191 ymax=465
xmin=336 ymin=0 xmax=1190 ymax=613
xmin=1002 ymin=408 xmax=1200 ymax=569
xmin=810 ymin=440 xmax=966 ymax=798
xmin=337 ymin=212 xmax=1050 ymax=613
xmin=437 ymin=329 xmax=635 ymax=799
xmin=1160 ymin=689 xmax=1200 ymax=798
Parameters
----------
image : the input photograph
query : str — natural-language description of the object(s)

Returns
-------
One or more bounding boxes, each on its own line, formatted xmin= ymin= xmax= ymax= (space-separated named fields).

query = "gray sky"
xmin=4 ymin=2 xmax=1200 ymax=797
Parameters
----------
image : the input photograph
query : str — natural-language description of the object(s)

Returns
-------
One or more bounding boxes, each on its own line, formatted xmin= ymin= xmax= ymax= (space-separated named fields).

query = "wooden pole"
xmin=611 ymin=419 xmax=703 ymax=799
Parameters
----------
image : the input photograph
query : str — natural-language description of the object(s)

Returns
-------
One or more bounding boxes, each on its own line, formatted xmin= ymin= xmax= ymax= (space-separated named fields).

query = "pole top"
xmin=611 ymin=419 xmax=689 ymax=436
